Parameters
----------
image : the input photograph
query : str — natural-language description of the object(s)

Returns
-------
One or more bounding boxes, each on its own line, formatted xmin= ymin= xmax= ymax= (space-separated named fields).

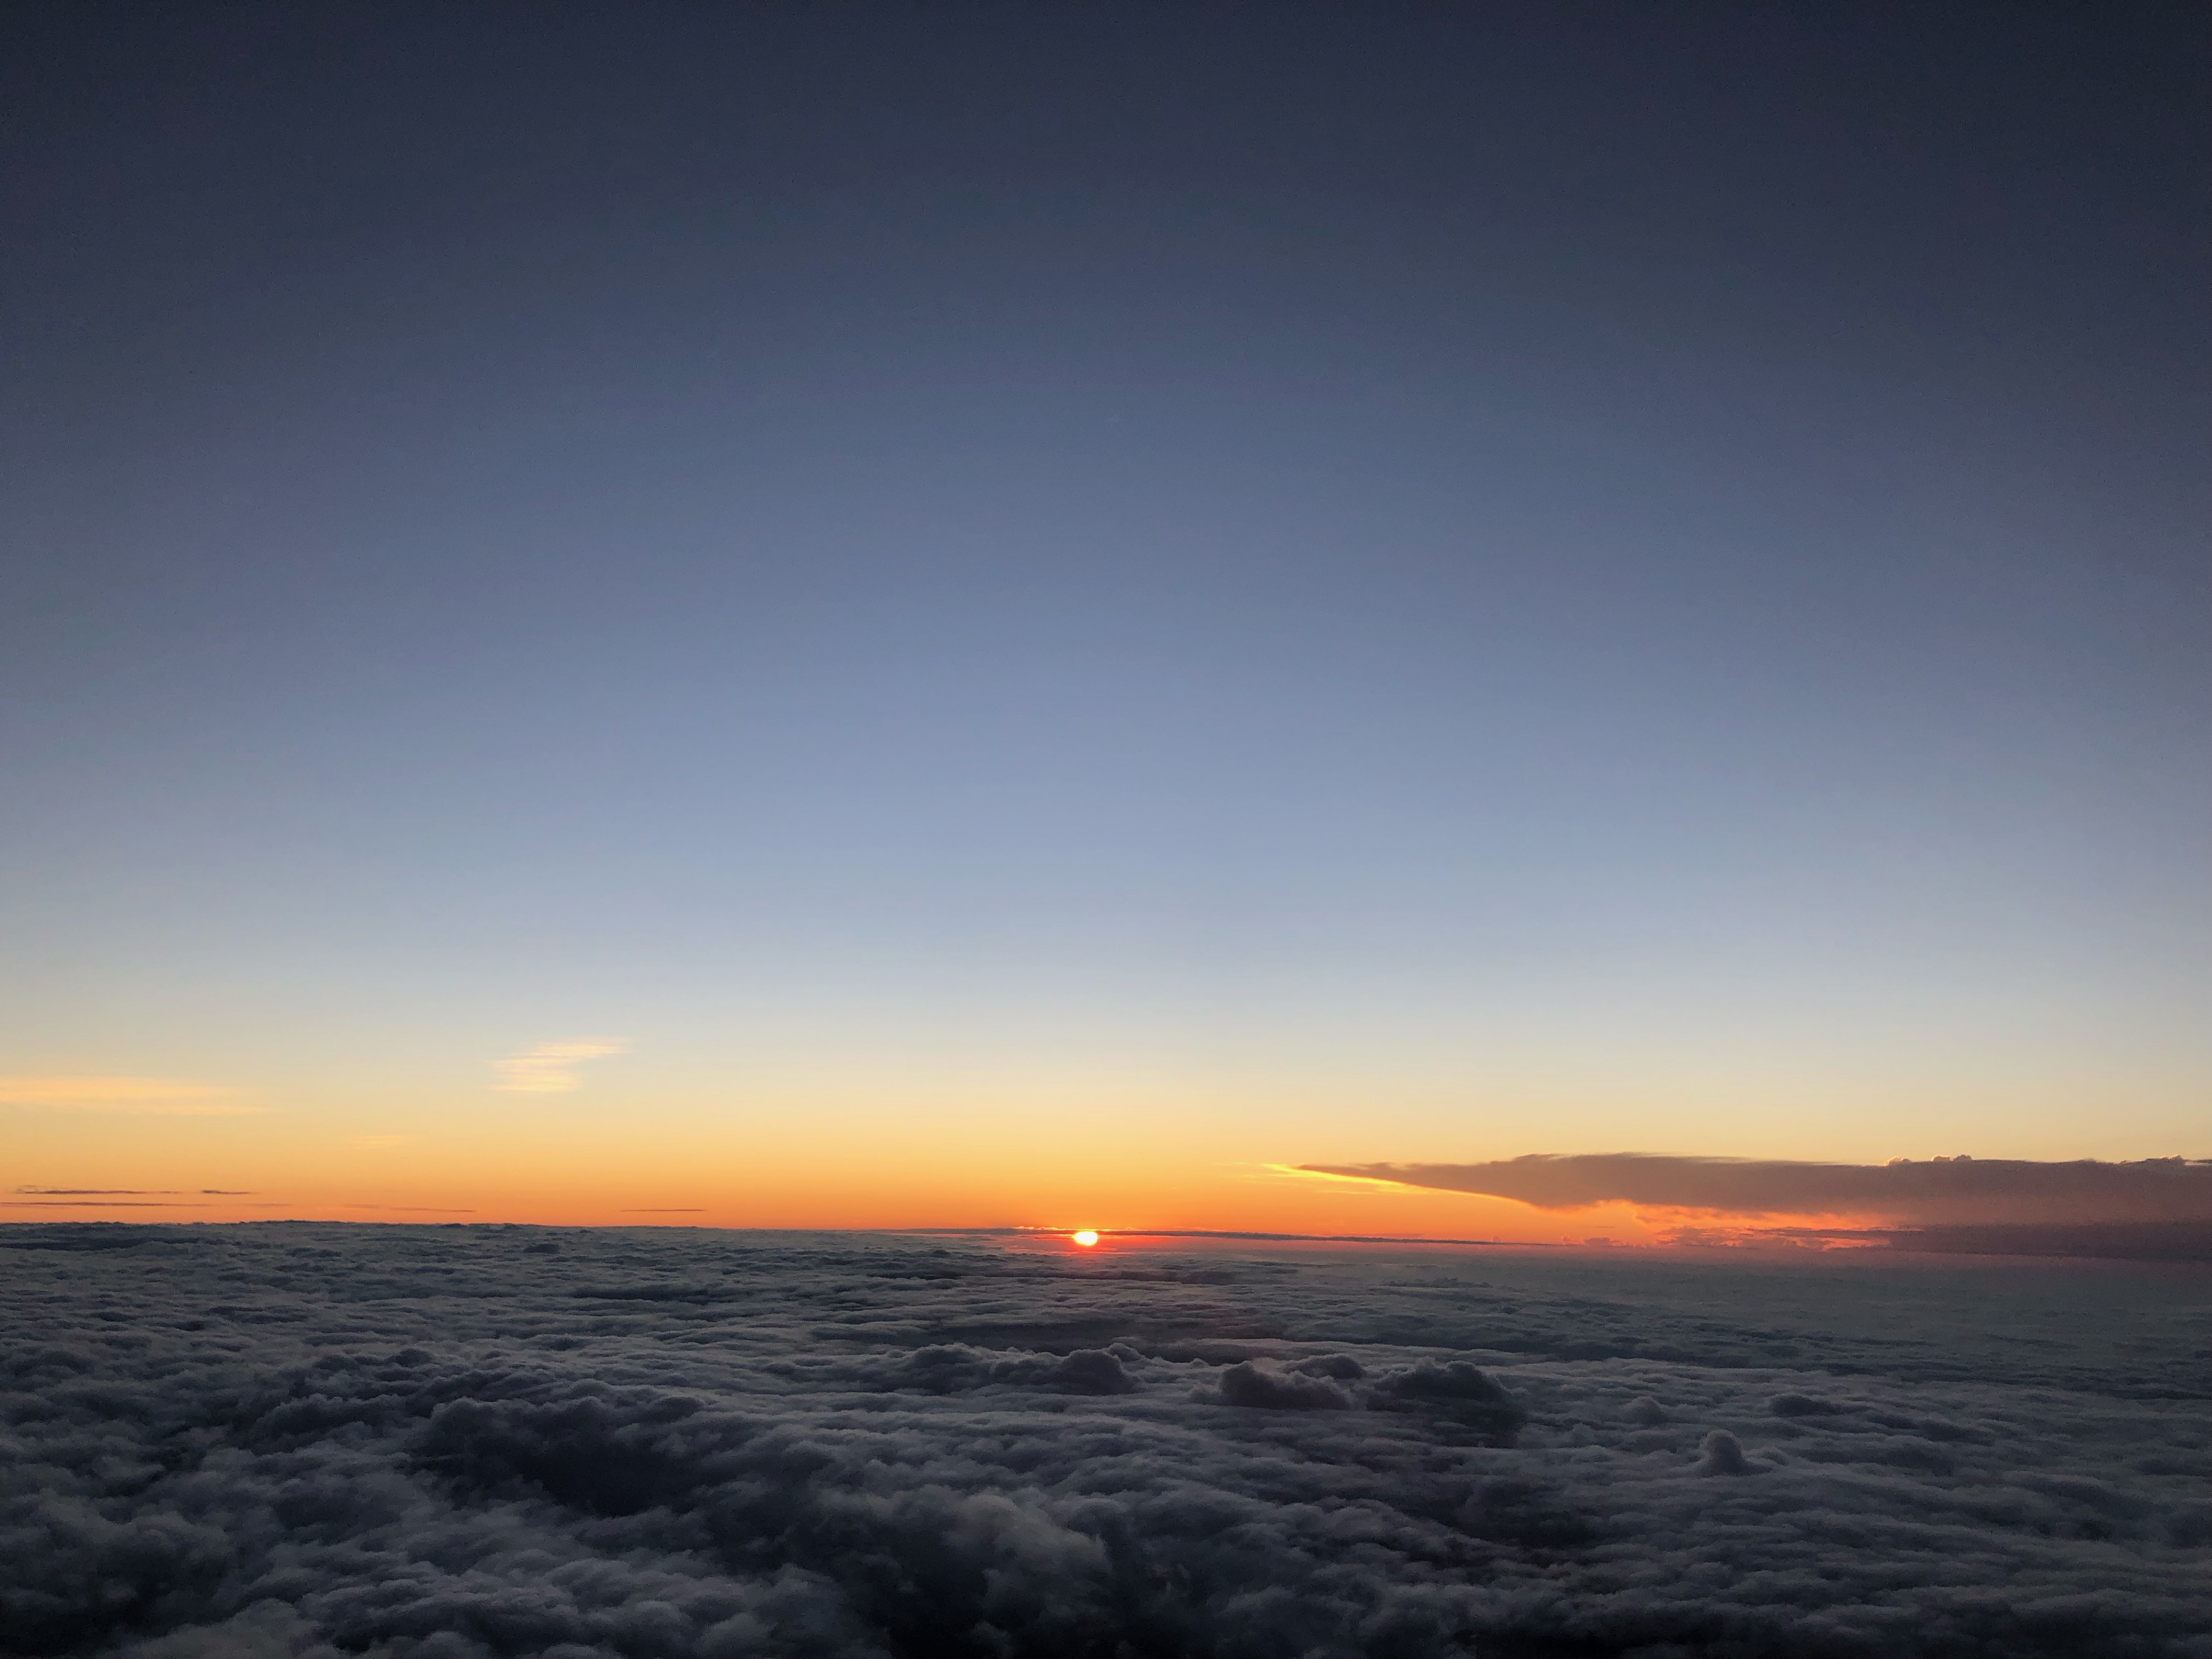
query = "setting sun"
xmin=1070 ymin=1230 xmax=1099 ymax=1247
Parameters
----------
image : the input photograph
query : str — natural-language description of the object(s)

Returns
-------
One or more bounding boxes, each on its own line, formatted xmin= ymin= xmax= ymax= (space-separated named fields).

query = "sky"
xmin=3 ymin=3 xmax=2208 ymax=1238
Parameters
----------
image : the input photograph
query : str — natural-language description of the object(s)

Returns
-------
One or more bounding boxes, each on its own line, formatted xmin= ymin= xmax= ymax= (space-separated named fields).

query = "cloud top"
xmin=1303 ymin=1154 xmax=2212 ymax=1226
xmin=494 ymin=1041 xmax=624 ymax=1093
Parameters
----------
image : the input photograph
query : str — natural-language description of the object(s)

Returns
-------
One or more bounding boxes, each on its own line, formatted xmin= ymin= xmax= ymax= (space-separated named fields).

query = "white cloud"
xmin=0 ymin=1076 xmax=264 ymax=1114
xmin=494 ymin=1041 xmax=625 ymax=1093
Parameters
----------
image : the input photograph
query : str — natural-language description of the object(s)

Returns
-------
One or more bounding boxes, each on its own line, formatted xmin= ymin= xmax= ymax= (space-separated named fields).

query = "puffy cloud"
xmin=494 ymin=1042 xmax=625 ymax=1093
xmin=1217 ymin=1358 xmax=1353 ymax=1409
xmin=0 ymin=1222 xmax=2204 ymax=1658
xmin=1696 ymin=1428 xmax=1753 ymax=1475
xmin=1304 ymin=1153 xmax=2212 ymax=1230
xmin=1369 ymin=1359 xmax=1529 ymax=1441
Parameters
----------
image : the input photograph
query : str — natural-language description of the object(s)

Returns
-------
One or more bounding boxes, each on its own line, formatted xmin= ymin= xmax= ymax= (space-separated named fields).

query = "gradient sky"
xmin=4 ymin=3 xmax=2207 ymax=1235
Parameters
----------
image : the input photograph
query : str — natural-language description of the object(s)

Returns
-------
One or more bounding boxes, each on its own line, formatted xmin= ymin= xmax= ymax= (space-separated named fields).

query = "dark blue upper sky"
xmin=3 ymin=3 xmax=2205 ymax=1177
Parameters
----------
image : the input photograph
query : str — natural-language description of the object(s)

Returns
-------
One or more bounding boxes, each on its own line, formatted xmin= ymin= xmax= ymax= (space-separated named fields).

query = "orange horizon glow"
xmin=0 ymin=1176 xmax=1965 ymax=1254
xmin=9 ymin=1079 xmax=2198 ymax=1250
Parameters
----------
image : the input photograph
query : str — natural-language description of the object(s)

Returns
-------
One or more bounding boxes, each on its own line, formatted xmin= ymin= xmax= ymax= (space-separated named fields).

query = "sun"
xmin=1070 ymin=1230 xmax=1100 ymax=1248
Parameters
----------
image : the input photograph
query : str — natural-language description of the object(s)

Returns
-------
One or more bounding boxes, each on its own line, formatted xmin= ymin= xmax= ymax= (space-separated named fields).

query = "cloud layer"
xmin=1 ymin=1223 xmax=2205 ymax=1657
xmin=1305 ymin=1154 xmax=2212 ymax=1228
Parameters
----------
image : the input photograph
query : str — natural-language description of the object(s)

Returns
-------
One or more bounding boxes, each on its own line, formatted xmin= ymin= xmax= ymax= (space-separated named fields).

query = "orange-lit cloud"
xmin=493 ymin=1042 xmax=625 ymax=1093
xmin=0 ymin=1075 xmax=263 ymax=1114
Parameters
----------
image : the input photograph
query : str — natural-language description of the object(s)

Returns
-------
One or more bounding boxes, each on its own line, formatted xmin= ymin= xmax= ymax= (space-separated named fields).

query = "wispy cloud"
xmin=5 ymin=1183 xmax=266 ymax=1209
xmin=0 ymin=1076 xmax=264 ymax=1114
xmin=15 ymin=1186 xmax=253 ymax=1195
xmin=1 ymin=1199 xmax=216 ymax=1207
xmin=494 ymin=1041 xmax=624 ymax=1093
xmin=18 ymin=1186 xmax=165 ymax=1195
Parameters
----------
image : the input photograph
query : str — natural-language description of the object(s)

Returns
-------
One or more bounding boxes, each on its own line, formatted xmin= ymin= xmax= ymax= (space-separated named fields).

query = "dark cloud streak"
xmin=1892 ymin=1220 xmax=2212 ymax=1263
xmin=12 ymin=1186 xmax=257 ymax=1195
xmin=0 ymin=1199 xmax=214 ymax=1208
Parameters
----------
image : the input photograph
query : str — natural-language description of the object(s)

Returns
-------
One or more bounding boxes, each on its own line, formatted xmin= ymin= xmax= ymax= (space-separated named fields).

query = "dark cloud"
xmin=1891 ymin=1220 xmax=2212 ymax=1262
xmin=1 ymin=1223 xmax=2205 ymax=1658
xmin=1305 ymin=1154 xmax=2212 ymax=1228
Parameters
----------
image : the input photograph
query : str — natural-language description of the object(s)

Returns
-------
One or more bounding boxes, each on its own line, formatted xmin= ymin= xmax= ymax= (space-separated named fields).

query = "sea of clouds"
xmin=2 ymin=1224 xmax=2207 ymax=1658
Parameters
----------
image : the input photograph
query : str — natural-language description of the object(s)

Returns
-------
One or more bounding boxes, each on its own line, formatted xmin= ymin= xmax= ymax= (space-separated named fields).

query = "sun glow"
xmin=1070 ymin=1230 xmax=1099 ymax=1247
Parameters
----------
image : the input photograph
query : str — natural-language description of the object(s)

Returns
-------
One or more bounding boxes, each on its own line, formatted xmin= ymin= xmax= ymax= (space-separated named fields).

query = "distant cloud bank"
xmin=1304 ymin=1154 xmax=2212 ymax=1239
